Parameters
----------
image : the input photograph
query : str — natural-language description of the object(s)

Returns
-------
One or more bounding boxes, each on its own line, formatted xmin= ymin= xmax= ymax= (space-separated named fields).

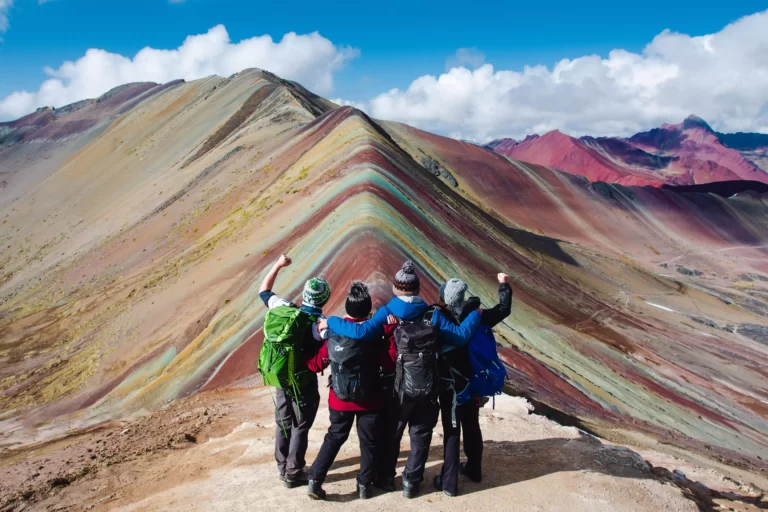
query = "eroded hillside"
xmin=1 ymin=70 xmax=767 ymax=480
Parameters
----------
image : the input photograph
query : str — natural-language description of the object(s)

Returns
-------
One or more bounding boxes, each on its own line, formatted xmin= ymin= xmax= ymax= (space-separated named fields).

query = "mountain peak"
xmin=541 ymin=129 xmax=577 ymax=144
xmin=521 ymin=134 xmax=540 ymax=143
xmin=682 ymin=114 xmax=714 ymax=133
xmin=485 ymin=138 xmax=518 ymax=151
xmin=542 ymin=130 xmax=572 ymax=139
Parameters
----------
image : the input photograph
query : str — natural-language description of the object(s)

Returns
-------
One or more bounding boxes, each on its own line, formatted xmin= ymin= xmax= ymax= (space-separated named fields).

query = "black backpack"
xmin=393 ymin=306 xmax=439 ymax=403
xmin=328 ymin=333 xmax=376 ymax=402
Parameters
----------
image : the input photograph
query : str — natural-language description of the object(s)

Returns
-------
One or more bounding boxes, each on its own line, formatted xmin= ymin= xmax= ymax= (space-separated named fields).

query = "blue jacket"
xmin=327 ymin=296 xmax=481 ymax=348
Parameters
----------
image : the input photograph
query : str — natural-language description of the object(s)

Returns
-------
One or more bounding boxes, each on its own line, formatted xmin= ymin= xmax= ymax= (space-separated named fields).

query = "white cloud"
xmin=368 ymin=9 xmax=768 ymax=141
xmin=0 ymin=25 xmax=359 ymax=121
xmin=446 ymin=47 xmax=485 ymax=70
xmin=330 ymin=97 xmax=368 ymax=111
xmin=0 ymin=0 xmax=13 ymax=33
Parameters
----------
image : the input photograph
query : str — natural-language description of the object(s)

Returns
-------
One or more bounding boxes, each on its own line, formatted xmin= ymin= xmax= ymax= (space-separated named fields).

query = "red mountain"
xmin=488 ymin=116 xmax=768 ymax=187
xmin=628 ymin=116 xmax=768 ymax=182
xmin=486 ymin=137 xmax=518 ymax=152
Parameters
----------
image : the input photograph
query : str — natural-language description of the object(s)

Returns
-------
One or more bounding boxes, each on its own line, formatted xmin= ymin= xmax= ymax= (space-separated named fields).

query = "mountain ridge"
xmin=486 ymin=114 xmax=768 ymax=186
xmin=1 ymin=70 xmax=768 ymax=486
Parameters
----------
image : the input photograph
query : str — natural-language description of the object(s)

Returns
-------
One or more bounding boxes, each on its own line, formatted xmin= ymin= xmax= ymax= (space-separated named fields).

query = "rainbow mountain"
xmin=1 ymin=69 xmax=768 ymax=473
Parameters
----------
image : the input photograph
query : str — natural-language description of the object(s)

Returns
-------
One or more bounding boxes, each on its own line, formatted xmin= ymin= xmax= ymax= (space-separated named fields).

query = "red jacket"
xmin=306 ymin=317 xmax=396 ymax=412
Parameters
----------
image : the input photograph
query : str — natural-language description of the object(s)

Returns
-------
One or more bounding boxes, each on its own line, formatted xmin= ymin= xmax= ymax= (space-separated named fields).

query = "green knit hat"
xmin=302 ymin=277 xmax=330 ymax=308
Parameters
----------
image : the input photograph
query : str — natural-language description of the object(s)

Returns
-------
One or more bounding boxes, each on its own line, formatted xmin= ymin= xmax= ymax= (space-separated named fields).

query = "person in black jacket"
xmin=434 ymin=272 xmax=513 ymax=497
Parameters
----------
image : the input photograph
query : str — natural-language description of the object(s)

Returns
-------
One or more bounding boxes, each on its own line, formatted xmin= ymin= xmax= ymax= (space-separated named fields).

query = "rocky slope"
xmin=1 ymin=69 xmax=767 ymax=503
xmin=5 ymin=385 xmax=768 ymax=512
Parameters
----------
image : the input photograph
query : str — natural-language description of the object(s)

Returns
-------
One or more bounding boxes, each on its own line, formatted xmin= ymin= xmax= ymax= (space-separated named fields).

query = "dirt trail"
xmin=2 ymin=385 xmax=767 ymax=512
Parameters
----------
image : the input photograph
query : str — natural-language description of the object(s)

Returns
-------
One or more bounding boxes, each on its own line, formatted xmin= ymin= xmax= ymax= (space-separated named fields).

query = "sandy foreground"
xmin=2 ymin=384 xmax=768 ymax=512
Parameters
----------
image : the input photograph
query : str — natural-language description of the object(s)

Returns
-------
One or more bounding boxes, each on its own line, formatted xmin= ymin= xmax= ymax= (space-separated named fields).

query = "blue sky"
xmin=2 ymin=1 xmax=768 ymax=140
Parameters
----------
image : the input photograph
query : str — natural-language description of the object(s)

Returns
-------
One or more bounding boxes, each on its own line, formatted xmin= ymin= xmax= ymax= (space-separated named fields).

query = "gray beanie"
xmin=440 ymin=278 xmax=468 ymax=309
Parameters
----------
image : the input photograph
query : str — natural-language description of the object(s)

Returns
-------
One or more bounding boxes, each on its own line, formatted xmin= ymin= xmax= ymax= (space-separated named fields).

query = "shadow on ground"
xmin=324 ymin=437 xmax=768 ymax=511
xmin=323 ymin=437 xmax=648 ymax=502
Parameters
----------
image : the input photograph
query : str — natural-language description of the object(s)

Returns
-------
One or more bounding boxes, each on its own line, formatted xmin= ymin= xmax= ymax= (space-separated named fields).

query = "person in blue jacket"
xmin=317 ymin=260 xmax=481 ymax=498
xmin=318 ymin=261 xmax=480 ymax=347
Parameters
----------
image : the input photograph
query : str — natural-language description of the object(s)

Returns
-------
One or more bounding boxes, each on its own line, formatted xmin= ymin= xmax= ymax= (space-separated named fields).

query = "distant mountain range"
xmin=486 ymin=115 xmax=768 ymax=187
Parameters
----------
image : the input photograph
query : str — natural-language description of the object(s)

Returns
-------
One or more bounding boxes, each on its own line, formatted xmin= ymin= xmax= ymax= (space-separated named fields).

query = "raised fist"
xmin=497 ymin=273 xmax=509 ymax=283
xmin=277 ymin=254 xmax=292 ymax=268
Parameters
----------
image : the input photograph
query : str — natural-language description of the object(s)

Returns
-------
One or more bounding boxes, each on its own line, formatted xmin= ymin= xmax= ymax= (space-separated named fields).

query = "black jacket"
xmin=441 ymin=282 xmax=513 ymax=385
xmin=460 ymin=282 xmax=513 ymax=327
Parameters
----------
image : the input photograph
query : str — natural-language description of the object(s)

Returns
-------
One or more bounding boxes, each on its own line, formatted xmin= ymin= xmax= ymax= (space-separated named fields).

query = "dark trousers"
xmin=274 ymin=388 xmax=320 ymax=477
xmin=381 ymin=398 xmax=440 ymax=484
xmin=439 ymin=391 xmax=483 ymax=495
xmin=376 ymin=393 xmax=400 ymax=481
xmin=309 ymin=408 xmax=380 ymax=485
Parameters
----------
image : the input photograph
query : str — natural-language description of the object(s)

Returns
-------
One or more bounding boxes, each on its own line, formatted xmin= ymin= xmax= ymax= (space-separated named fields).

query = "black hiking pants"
xmin=274 ymin=388 xmax=320 ymax=478
xmin=439 ymin=390 xmax=483 ymax=495
xmin=375 ymin=391 xmax=400 ymax=482
xmin=309 ymin=408 xmax=381 ymax=485
xmin=381 ymin=398 xmax=440 ymax=484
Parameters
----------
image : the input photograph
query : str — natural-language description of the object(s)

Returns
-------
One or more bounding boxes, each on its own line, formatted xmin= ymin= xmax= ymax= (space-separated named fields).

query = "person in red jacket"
xmin=305 ymin=282 xmax=395 ymax=501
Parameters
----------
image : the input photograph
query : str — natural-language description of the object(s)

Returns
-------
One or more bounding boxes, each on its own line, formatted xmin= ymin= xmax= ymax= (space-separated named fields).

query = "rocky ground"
xmin=2 ymin=385 xmax=768 ymax=512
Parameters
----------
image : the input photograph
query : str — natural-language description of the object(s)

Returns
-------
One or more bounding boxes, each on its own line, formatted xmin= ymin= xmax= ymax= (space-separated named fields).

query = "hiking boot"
xmin=307 ymin=479 xmax=326 ymax=500
xmin=433 ymin=475 xmax=456 ymax=497
xmin=284 ymin=472 xmax=309 ymax=489
xmin=373 ymin=476 xmax=396 ymax=492
xmin=402 ymin=479 xmax=419 ymax=499
xmin=460 ymin=462 xmax=481 ymax=483
xmin=357 ymin=481 xmax=373 ymax=500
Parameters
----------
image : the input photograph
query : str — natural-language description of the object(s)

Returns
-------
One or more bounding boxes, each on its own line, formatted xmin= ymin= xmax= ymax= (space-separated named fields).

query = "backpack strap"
xmin=395 ymin=304 xmax=437 ymax=325
xmin=276 ymin=308 xmax=302 ymax=342
xmin=422 ymin=304 xmax=438 ymax=324
xmin=440 ymin=367 xmax=470 ymax=428
xmin=440 ymin=343 xmax=459 ymax=355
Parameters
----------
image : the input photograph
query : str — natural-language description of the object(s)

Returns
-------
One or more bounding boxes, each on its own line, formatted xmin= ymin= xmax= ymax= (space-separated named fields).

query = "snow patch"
xmin=645 ymin=302 xmax=676 ymax=313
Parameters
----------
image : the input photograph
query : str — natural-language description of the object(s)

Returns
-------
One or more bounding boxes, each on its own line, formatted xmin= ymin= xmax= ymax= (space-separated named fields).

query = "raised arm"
xmin=434 ymin=308 xmax=482 ymax=348
xmin=259 ymin=254 xmax=291 ymax=294
xmin=481 ymin=273 xmax=513 ymax=327
xmin=324 ymin=307 xmax=390 ymax=340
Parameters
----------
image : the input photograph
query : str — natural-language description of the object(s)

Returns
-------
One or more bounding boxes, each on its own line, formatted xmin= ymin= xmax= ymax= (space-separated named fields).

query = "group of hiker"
xmin=257 ymin=255 xmax=512 ymax=500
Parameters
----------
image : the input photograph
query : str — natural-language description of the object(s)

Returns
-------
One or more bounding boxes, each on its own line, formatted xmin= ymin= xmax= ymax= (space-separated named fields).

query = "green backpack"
xmin=258 ymin=305 xmax=314 ymax=395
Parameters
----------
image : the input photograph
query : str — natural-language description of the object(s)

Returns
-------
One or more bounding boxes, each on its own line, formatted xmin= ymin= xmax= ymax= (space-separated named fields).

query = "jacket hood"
xmin=386 ymin=296 xmax=429 ymax=320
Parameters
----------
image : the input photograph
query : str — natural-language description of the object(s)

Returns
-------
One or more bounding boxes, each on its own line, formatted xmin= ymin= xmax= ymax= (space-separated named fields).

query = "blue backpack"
xmin=456 ymin=325 xmax=506 ymax=404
